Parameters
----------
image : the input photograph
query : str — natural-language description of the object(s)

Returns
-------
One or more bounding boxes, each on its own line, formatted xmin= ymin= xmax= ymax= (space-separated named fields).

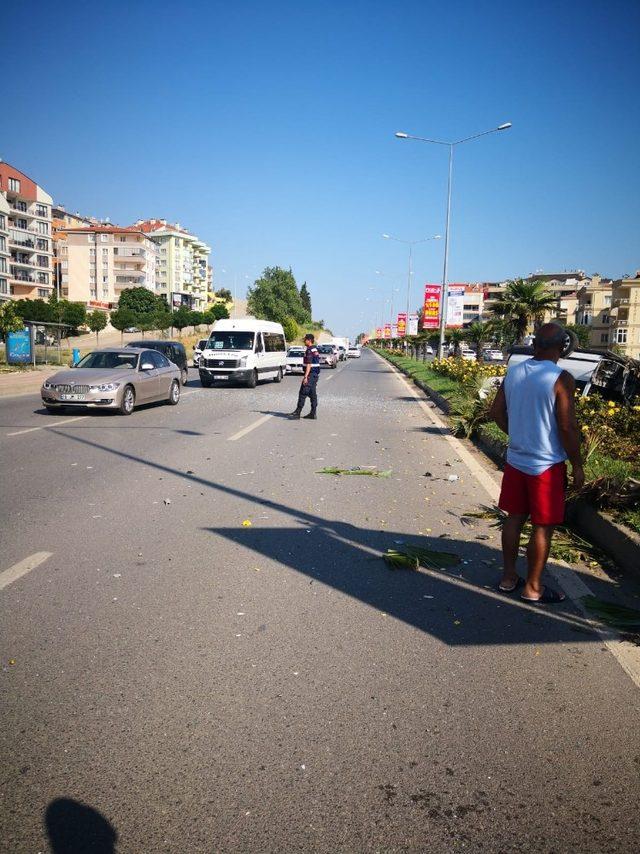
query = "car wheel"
xmin=274 ymin=367 xmax=283 ymax=383
xmin=167 ymin=379 xmax=180 ymax=406
xmin=331 ymin=361 xmax=337 ymax=369
xmin=200 ymin=375 xmax=212 ymax=388
xmin=246 ymin=369 xmax=258 ymax=388
xmin=181 ymin=367 xmax=189 ymax=386
xmin=119 ymin=385 xmax=135 ymax=416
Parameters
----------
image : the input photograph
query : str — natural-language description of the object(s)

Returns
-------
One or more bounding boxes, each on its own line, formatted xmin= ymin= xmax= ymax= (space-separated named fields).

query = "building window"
xmin=0 ymin=258 xmax=6 ymax=273
xmin=8 ymin=178 xmax=20 ymax=192
xmin=35 ymin=205 xmax=48 ymax=218
xmin=88 ymin=235 xmax=94 ymax=243
xmin=90 ymin=288 xmax=97 ymax=298
xmin=37 ymin=255 xmax=49 ymax=268
xmin=38 ymin=288 xmax=48 ymax=298
xmin=614 ymin=328 xmax=627 ymax=344
xmin=0 ymin=279 xmax=8 ymax=294
xmin=0 ymin=214 xmax=5 ymax=229
xmin=100 ymin=234 xmax=108 ymax=242
xmin=600 ymin=333 xmax=609 ymax=344
xmin=102 ymin=248 xmax=108 ymax=255
xmin=89 ymin=247 xmax=96 ymax=255
xmin=36 ymin=239 xmax=48 ymax=251
xmin=0 ymin=236 xmax=6 ymax=253
xmin=604 ymin=295 xmax=612 ymax=306
xmin=37 ymin=273 xmax=49 ymax=284
xmin=102 ymin=276 xmax=108 ymax=284
xmin=37 ymin=222 xmax=49 ymax=235
xmin=602 ymin=314 xmax=609 ymax=324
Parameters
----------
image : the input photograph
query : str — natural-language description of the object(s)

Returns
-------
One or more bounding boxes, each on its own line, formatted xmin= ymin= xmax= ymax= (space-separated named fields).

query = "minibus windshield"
xmin=208 ymin=332 xmax=255 ymax=351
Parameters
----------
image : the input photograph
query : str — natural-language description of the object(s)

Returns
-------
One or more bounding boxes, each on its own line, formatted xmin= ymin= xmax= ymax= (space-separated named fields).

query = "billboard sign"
xmin=6 ymin=329 xmax=32 ymax=365
xmin=391 ymin=324 xmax=398 ymax=338
xmin=407 ymin=313 xmax=419 ymax=336
xmin=396 ymin=313 xmax=407 ymax=337
xmin=383 ymin=323 xmax=391 ymax=339
xmin=423 ymin=284 xmax=441 ymax=329
xmin=375 ymin=327 xmax=382 ymax=338
xmin=447 ymin=285 xmax=465 ymax=327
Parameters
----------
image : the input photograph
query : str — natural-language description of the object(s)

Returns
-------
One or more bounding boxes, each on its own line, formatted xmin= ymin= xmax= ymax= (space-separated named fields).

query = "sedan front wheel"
xmin=119 ymin=385 xmax=135 ymax=416
xmin=167 ymin=379 xmax=180 ymax=406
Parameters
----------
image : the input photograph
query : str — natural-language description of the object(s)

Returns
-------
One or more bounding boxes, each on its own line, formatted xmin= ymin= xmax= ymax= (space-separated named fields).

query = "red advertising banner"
xmin=397 ymin=312 xmax=407 ymax=337
xmin=423 ymin=284 xmax=441 ymax=329
xmin=383 ymin=323 xmax=392 ymax=339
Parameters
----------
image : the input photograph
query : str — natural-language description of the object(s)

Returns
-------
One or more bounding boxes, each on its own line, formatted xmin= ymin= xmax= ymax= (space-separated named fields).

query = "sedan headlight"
xmin=90 ymin=382 xmax=121 ymax=392
xmin=43 ymin=381 xmax=54 ymax=390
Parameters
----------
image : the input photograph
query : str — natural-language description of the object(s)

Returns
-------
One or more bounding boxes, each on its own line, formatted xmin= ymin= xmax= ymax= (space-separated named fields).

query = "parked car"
xmin=460 ymin=350 xmax=476 ymax=361
xmin=41 ymin=348 xmax=181 ymax=415
xmin=347 ymin=346 xmax=361 ymax=358
xmin=127 ymin=340 xmax=189 ymax=385
xmin=317 ymin=343 xmax=338 ymax=368
xmin=199 ymin=318 xmax=287 ymax=387
xmin=483 ymin=349 xmax=504 ymax=362
xmin=124 ymin=326 xmax=140 ymax=333
xmin=336 ymin=345 xmax=347 ymax=361
xmin=192 ymin=338 xmax=209 ymax=368
xmin=286 ymin=346 xmax=305 ymax=374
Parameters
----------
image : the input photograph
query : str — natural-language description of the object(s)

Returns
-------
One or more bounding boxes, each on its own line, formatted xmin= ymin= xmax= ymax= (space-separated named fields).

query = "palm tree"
xmin=491 ymin=279 xmax=558 ymax=343
xmin=464 ymin=320 xmax=496 ymax=360
xmin=449 ymin=328 xmax=465 ymax=357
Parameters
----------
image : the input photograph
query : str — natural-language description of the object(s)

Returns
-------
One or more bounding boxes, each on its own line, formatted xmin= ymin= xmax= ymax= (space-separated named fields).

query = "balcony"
xmin=113 ymin=248 xmax=146 ymax=259
xmin=11 ymin=271 xmax=36 ymax=283
xmin=614 ymin=297 xmax=630 ymax=305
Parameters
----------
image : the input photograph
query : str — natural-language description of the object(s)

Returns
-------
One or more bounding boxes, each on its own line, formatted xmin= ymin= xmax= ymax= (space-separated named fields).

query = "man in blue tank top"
xmin=489 ymin=323 xmax=585 ymax=604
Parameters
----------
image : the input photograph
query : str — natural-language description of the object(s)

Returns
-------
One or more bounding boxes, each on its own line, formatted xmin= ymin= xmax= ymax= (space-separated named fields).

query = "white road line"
xmin=228 ymin=413 xmax=272 ymax=442
xmin=0 ymin=552 xmax=52 ymax=592
xmin=385 ymin=354 xmax=640 ymax=690
xmin=7 ymin=416 xmax=88 ymax=437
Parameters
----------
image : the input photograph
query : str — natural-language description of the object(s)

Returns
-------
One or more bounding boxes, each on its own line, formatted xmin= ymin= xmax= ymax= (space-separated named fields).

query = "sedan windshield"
xmin=76 ymin=352 xmax=138 ymax=369
xmin=287 ymin=348 xmax=304 ymax=356
xmin=207 ymin=332 xmax=254 ymax=351
xmin=318 ymin=345 xmax=334 ymax=354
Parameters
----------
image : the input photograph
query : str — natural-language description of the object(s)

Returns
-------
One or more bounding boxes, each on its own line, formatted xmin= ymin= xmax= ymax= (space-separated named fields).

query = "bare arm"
xmin=555 ymin=371 xmax=585 ymax=489
xmin=488 ymin=382 xmax=508 ymax=434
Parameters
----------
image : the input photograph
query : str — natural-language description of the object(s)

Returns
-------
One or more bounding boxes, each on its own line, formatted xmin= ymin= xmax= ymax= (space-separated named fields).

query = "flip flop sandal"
xmin=497 ymin=577 xmax=524 ymax=593
xmin=521 ymin=587 xmax=566 ymax=605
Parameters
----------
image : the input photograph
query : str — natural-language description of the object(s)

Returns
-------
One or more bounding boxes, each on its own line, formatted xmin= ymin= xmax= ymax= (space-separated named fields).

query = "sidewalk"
xmin=0 ymin=367 xmax=58 ymax=398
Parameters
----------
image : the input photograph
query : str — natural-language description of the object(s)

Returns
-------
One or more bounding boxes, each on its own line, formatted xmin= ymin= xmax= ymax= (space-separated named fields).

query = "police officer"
xmin=289 ymin=334 xmax=320 ymax=419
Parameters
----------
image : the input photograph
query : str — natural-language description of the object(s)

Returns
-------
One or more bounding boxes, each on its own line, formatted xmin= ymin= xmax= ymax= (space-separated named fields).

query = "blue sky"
xmin=4 ymin=0 xmax=639 ymax=337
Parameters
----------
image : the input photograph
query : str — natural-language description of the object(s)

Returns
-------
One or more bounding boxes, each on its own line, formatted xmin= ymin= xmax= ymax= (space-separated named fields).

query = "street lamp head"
xmin=394 ymin=132 xmax=409 ymax=139
xmin=497 ymin=122 xmax=512 ymax=131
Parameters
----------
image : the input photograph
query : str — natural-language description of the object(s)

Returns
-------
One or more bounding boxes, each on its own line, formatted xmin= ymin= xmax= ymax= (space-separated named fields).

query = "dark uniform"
xmin=293 ymin=344 xmax=320 ymax=418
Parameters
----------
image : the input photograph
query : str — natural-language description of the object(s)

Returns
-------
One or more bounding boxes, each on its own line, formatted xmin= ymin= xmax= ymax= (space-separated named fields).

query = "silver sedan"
xmin=41 ymin=348 xmax=181 ymax=415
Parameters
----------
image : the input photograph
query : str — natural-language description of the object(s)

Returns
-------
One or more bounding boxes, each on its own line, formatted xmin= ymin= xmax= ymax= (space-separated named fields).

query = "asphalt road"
xmin=1 ymin=350 xmax=639 ymax=853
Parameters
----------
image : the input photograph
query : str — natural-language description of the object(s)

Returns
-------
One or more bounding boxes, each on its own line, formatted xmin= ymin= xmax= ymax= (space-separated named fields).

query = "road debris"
xmin=163 ymin=499 xmax=171 ymax=505
xmin=317 ymin=466 xmax=392 ymax=477
xmin=242 ymin=520 xmax=252 ymax=527
xmin=383 ymin=545 xmax=461 ymax=571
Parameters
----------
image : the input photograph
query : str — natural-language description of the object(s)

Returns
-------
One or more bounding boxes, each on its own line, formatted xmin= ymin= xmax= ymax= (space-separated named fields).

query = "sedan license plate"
xmin=213 ymin=374 xmax=228 ymax=380
xmin=60 ymin=393 xmax=86 ymax=401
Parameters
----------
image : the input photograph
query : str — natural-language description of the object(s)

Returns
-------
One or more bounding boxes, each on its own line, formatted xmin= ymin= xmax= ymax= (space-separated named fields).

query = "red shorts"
xmin=498 ymin=462 xmax=567 ymax=525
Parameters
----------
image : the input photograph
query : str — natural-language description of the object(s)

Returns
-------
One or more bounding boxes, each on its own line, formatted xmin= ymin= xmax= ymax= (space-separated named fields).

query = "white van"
xmin=199 ymin=319 xmax=287 ymax=388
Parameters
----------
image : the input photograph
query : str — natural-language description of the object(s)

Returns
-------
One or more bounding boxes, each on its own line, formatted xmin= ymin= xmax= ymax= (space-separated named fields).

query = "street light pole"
xmin=382 ymin=233 xmax=441 ymax=342
xmin=395 ymin=122 xmax=511 ymax=357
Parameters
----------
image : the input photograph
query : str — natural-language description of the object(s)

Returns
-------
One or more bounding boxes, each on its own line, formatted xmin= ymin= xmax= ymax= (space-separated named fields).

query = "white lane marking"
xmin=7 ymin=416 xmax=88 ymax=436
xmin=228 ymin=413 xmax=272 ymax=442
xmin=383 ymin=354 xmax=640 ymax=690
xmin=0 ymin=552 xmax=52 ymax=592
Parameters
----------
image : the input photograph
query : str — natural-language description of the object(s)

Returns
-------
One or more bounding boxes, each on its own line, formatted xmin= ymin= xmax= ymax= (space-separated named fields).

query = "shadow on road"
xmin=45 ymin=798 xmax=117 ymax=853
xmin=49 ymin=427 xmax=618 ymax=650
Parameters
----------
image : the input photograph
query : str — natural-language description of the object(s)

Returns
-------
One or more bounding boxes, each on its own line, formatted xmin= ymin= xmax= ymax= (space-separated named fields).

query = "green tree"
xmin=0 ymin=301 xmax=25 ymax=339
xmin=449 ymin=328 xmax=465 ymax=356
xmin=299 ymin=281 xmax=312 ymax=317
xmin=490 ymin=279 xmax=558 ymax=344
xmin=87 ymin=310 xmax=108 ymax=346
xmin=464 ymin=320 xmax=496 ymax=360
xmin=172 ymin=306 xmax=192 ymax=336
xmin=155 ymin=308 xmax=173 ymax=337
xmin=189 ymin=310 xmax=204 ymax=331
xmin=282 ymin=316 xmax=299 ymax=343
xmin=109 ymin=307 xmax=138 ymax=344
xmin=59 ymin=301 xmax=87 ymax=330
xmin=565 ymin=323 xmax=590 ymax=349
xmin=118 ymin=286 xmax=159 ymax=317
xmin=215 ymin=288 xmax=232 ymax=302
xmin=211 ymin=302 xmax=229 ymax=321
xmin=247 ymin=266 xmax=310 ymax=325
xmin=14 ymin=299 xmax=54 ymax=324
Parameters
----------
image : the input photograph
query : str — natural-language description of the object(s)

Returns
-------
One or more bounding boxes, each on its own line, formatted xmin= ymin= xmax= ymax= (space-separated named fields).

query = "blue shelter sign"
xmin=7 ymin=329 xmax=33 ymax=364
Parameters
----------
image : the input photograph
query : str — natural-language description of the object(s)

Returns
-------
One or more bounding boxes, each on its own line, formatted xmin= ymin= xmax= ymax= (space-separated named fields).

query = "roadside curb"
xmin=376 ymin=348 xmax=640 ymax=579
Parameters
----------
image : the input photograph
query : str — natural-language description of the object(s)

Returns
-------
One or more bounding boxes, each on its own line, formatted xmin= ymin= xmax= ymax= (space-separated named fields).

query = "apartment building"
xmin=610 ymin=272 xmax=640 ymax=360
xmin=575 ymin=275 xmax=614 ymax=350
xmin=0 ymin=162 xmax=53 ymax=301
xmin=206 ymin=264 xmax=214 ymax=303
xmin=0 ymin=193 xmax=10 ymax=302
xmin=133 ymin=219 xmax=211 ymax=311
xmin=52 ymin=205 xmax=95 ymax=299
xmin=58 ymin=226 xmax=158 ymax=309
xmin=460 ymin=284 xmax=484 ymax=325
